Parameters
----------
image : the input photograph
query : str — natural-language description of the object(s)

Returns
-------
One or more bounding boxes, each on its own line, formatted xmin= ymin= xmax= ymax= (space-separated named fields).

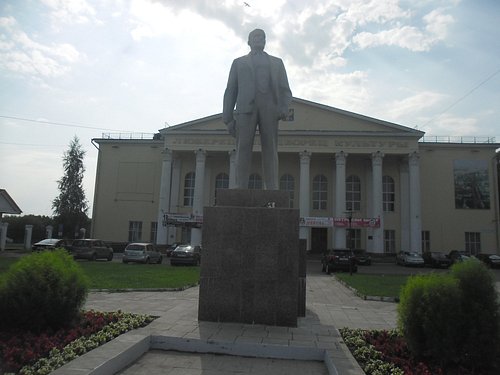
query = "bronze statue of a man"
xmin=223 ymin=29 xmax=292 ymax=190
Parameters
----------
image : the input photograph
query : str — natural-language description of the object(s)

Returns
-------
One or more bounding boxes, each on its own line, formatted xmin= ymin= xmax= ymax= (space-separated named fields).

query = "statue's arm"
xmin=278 ymin=59 xmax=292 ymax=119
xmin=223 ymin=60 xmax=238 ymax=125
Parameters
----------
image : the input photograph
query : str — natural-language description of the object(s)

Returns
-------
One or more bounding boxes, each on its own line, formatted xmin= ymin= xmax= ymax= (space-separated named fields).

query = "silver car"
xmin=122 ymin=242 xmax=163 ymax=264
xmin=71 ymin=239 xmax=114 ymax=261
xmin=396 ymin=251 xmax=425 ymax=267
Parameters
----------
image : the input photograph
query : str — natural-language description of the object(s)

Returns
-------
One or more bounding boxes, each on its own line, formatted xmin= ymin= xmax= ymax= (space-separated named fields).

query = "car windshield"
xmin=72 ymin=240 xmax=90 ymax=247
xmin=408 ymin=253 xmax=420 ymax=257
xmin=126 ymin=245 xmax=145 ymax=251
xmin=175 ymin=246 xmax=193 ymax=252
xmin=38 ymin=239 xmax=58 ymax=245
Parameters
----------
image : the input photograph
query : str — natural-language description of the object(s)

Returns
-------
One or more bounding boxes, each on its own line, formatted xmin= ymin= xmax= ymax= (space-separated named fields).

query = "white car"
xmin=396 ymin=251 xmax=425 ymax=267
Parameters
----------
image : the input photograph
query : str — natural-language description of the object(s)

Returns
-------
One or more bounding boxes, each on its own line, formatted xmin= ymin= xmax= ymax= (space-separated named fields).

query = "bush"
xmin=450 ymin=259 xmax=500 ymax=369
xmin=398 ymin=259 xmax=500 ymax=372
xmin=0 ymin=249 xmax=89 ymax=332
xmin=398 ymin=273 xmax=462 ymax=367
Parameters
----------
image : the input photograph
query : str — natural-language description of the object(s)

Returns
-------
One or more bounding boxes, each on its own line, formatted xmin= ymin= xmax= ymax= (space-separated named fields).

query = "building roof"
xmin=0 ymin=189 xmax=22 ymax=215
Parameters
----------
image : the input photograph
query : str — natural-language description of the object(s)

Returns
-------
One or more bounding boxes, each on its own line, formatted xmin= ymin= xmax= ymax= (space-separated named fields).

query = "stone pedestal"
xmin=198 ymin=189 xmax=301 ymax=327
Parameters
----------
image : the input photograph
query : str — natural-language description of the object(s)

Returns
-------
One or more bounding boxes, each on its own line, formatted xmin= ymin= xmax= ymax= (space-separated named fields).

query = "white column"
xmin=409 ymin=151 xmax=422 ymax=253
xmin=0 ymin=222 xmax=8 ymax=251
xmin=46 ymin=225 xmax=53 ymax=239
xmin=334 ymin=151 xmax=348 ymax=248
xmin=24 ymin=224 xmax=33 ymax=250
xmin=229 ymin=149 xmax=237 ymax=189
xmin=400 ymin=161 xmax=410 ymax=252
xmin=299 ymin=151 xmax=311 ymax=249
xmin=156 ymin=148 xmax=173 ymax=245
xmin=371 ymin=151 xmax=384 ymax=253
xmin=191 ymin=149 xmax=206 ymax=246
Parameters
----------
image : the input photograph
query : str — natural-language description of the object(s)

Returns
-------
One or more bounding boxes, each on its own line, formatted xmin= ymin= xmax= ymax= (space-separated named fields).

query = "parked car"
xmin=70 ymin=239 xmax=113 ymax=261
xmin=476 ymin=253 xmax=500 ymax=268
xmin=321 ymin=248 xmax=357 ymax=274
xmin=166 ymin=242 xmax=184 ymax=257
xmin=448 ymin=250 xmax=470 ymax=263
xmin=122 ymin=242 xmax=163 ymax=264
xmin=353 ymin=249 xmax=371 ymax=265
xmin=32 ymin=238 xmax=70 ymax=252
xmin=396 ymin=251 xmax=424 ymax=267
xmin=422 ymin=252 xmax=452 ymax=268
xmin=170 ymin=244 xmax=201 ymax=266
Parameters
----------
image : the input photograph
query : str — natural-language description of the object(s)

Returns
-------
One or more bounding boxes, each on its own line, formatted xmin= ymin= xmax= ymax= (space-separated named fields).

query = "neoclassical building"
xmin=91 ymin=98 xmax=500 ymax=255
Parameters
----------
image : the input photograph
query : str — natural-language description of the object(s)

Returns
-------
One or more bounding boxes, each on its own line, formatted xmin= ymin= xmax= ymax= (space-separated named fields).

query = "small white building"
xmin=91 ymin=98 xmax=500 ymax=255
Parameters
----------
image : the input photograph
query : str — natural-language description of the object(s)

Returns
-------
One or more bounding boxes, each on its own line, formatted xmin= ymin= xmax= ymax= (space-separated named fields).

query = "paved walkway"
xmin=52 ymin=270 xmax=397 ymax=375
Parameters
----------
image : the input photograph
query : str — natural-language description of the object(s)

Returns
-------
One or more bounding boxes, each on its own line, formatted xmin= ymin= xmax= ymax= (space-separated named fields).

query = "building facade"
xmin=91 ymin=98 xmax=500 ymax=255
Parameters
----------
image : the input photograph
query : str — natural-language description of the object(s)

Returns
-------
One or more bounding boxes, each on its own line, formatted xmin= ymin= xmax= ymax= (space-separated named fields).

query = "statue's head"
xmin=248 ymin=29 xmax=266 ymax=51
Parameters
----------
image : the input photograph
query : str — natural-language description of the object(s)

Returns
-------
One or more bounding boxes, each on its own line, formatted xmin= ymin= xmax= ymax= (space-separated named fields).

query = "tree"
xmin=52 ymin=136 xmax=89 ymax=238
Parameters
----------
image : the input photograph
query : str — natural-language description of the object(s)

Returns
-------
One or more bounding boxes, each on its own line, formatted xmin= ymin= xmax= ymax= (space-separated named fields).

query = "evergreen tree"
xmin=52 ymin=136 xmax=89 ymax=238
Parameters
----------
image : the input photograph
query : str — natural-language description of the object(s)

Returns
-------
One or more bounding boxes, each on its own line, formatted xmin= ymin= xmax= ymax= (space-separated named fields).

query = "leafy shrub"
xmin=398 ymin=259 xmax=500 ymax=372
xmin=398 ymin=273 xmax=462 ymax=367
xmin=0 ymin=250 xmax=89 ymax=331
xmin=450 ymin=258 xmax=500 ymax=369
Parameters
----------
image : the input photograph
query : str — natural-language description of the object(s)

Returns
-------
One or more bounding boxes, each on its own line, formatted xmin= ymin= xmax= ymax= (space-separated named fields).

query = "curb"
xmin=333 ymin=276 xmax=399 ymax=303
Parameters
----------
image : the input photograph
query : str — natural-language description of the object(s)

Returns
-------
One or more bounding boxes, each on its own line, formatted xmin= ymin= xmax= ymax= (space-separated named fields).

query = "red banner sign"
xmin=333 ymin=217 xmax=380 ymax=228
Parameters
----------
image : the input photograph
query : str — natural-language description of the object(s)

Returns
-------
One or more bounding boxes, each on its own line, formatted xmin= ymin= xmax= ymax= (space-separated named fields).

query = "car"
xmin=32 ymin=238 xmax=70 ymax=251
xmin=353 ymin=249 xmax=371 ymax=265
xmin=166 ymin=242 xmax=184 ymax=257
xmin=476 ymin=253 xmax=500 ymax=268
xmin=122 ymin=242 xmax=163 ymax=264
xmin=170 ymin=244 xmax=201 ymax=266
xmin=422 ymin=252 xmax=452 ymax=268
xmin=70 ymin=239 xmax=113 ymax=261
xmin=448 ymin=250 xmax=470 ymax=263
xmin=396 ymin=251 xmax=425 ymax=267
xmin=321 ymin=248 xmax=357 ymax=274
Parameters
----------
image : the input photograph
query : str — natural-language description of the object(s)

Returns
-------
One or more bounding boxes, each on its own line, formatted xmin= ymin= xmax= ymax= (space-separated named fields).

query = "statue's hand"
xmin=227 ymin=120 xmax=236 ymax=137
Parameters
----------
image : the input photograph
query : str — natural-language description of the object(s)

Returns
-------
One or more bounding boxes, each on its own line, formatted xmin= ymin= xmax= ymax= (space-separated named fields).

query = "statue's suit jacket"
xmin=223 ymin=52 xmax=292 ymax=124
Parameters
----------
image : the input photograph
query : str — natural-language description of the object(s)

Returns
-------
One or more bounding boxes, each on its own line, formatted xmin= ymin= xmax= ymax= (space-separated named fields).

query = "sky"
xmin=0 ymin=0 xmax=499 ymax=218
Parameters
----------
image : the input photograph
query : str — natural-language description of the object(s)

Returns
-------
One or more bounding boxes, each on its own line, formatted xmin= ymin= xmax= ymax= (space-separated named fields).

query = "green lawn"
xmin=335 ymin=273 xmax=409 ymax=299
xmin=0 ymin=256 xmax=200 ymax=289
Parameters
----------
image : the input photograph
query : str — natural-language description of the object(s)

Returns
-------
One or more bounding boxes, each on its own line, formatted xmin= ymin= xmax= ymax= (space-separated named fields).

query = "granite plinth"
xmin=199 ymin=190 xmax=300 ymax=327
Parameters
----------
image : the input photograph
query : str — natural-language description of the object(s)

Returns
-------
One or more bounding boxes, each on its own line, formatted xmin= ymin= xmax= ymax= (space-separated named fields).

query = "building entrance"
xmin=311 ymin=227 xmax=328 ymax=254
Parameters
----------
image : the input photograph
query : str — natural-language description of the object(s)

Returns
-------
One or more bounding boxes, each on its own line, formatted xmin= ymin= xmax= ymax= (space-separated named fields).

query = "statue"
xmin=223 ymin=29 xmax=292 ymax=190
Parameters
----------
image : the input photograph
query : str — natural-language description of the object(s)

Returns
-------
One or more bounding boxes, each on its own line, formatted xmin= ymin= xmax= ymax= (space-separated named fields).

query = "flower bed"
xmin=0 ymin=310 xmax=154 ymax=375
xmin=340 ymin=328 xmax=466 ymax=375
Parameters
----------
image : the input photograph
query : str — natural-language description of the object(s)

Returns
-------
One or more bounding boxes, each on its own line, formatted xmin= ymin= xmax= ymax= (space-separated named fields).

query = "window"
xmin=346 ymin=175 xmax=361 ymax=211
xmin=280 ymin=174 xmax=295 ymax=208
xmin=384 ymin=230 xmax=396 ymax=254
xmin=383 ymin=176 xmax=395 ymax=212
xmin=312 ymin=175 xmax=328 ymax=210
xmin=346 ymin=228 xmax=361 ymax=249
xmin=215 ymin=173 xmax=229 ymax=190
xmin=465 ymin=232 xmax=481 ymax=255
xmin=248 ymin=173 xmax=262 ymax=190
xmin=422 ymin=231 xmax=430 ymax=252
xmin=150 ymin=222 xmax=157 ymax=243
xmin=128 ymin=221 xmax=142 ymax=242
xmin=183 ymin=172 xmax=195 ymax=206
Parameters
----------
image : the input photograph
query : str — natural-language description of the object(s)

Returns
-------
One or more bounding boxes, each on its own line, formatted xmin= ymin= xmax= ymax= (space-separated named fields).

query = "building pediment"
xmin=160 ymin=97 xmax=424 ymax=154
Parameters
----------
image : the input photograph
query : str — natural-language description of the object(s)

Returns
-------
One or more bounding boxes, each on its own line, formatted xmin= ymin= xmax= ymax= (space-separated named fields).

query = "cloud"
xmin=0 ymin=16 xmax=82 ymax=78
xmin=421 ymin=113 xmax=478 ymax=136
xmin=352 ymin=8 xmax=454 ymax=52
xmin=40 ymin=0 xmax=97 ymax=26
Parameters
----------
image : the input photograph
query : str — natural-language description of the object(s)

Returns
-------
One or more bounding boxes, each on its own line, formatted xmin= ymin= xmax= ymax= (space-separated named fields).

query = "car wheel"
xmin=90 ymin=253 xmax=97 ymax=261
xmin=107 ymin=253 xmax=113 ymax=261
xmin=145 ymin=257 xmax=150 ymax=264
xmin=157 ymin=256 xmax=163 ymax=264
